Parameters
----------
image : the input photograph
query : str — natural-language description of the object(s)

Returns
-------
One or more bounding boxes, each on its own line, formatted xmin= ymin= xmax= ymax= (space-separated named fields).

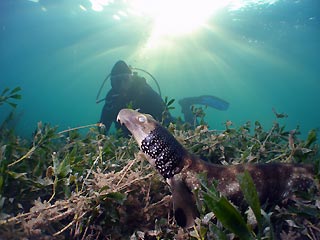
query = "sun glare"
xmin=128 ymin=0 xmax=227 ymax=37
xmin=88 ymin=0 xmax=279 ymax=39
xmin=86 ymin=0 xmax=280 ymax=52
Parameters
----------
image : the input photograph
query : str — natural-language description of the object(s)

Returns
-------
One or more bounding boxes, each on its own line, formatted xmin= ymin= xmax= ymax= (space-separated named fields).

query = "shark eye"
xmin=138 ymin=115 xmax=146 ymax=123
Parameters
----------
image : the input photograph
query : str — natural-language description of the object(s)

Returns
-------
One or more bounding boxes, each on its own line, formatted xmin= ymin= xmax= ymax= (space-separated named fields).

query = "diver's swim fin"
xmin=179 ymin=95 xmax=229 ymax=111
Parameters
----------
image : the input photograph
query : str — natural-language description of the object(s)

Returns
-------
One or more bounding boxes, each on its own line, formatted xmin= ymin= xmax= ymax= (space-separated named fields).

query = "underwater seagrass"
xmin=117 ymin=108 xmax=316 ymax=229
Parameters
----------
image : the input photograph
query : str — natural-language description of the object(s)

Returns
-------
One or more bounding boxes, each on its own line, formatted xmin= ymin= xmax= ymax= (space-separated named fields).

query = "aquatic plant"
xmin=0 ymin=90 xmax=319 ymax=239
xmin=0 ymin=87 xmax=22 ymax=108
xmin=0 ymin=87 xmax=22 ymax=141
xmin=161 ymin=96 xmax=175 ymax=124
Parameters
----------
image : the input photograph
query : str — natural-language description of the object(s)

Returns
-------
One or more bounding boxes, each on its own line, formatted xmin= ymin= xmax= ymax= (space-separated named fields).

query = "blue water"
xmin=1 ymin=0 xmax=319 ymax=140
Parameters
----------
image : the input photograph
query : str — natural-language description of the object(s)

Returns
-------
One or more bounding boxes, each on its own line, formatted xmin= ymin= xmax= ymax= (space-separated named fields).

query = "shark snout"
xmin=116 ymin=108 xmax=132 ymax=125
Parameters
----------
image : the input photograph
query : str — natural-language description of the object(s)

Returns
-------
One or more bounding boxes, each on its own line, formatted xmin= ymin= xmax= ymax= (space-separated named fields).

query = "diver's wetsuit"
xmin=100 ymin=74 xmax=169 ymax=135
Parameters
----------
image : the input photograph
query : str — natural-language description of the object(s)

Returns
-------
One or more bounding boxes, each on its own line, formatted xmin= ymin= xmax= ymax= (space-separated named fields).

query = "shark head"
xmin=117 ymin=108 xmax=186 ymax=178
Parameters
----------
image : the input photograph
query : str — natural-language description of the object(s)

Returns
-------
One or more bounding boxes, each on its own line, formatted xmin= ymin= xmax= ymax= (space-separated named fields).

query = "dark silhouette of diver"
xmin=179 ymin=95 xmax=229 ymax=124
xmin=98 ymin=60 xmax=170 ymax=134
xmin=97 ymin=60 xmax=229 ymax=135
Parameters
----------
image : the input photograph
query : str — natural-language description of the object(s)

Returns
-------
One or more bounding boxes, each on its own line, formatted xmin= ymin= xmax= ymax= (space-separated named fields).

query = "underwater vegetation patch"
xmin=0 ymin=87 xmax=319 ymax=239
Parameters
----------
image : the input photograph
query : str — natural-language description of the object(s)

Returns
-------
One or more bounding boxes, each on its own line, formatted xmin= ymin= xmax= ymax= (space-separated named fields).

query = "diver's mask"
xmin=110 ymin=73 xmax=133 ymax=91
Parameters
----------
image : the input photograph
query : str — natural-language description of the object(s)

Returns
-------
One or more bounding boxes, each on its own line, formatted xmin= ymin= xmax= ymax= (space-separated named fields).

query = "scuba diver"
xmin=97 ymin=60 xmax=170 ymax=134
xmin=97 ymin=60 xmax=229 ymax=135
xmin=179 ymin=95 xmax=229 ymax=124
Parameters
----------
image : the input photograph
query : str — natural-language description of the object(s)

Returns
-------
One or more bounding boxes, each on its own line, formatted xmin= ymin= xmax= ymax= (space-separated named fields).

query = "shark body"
xmin=117 ymin=108 xmax=316 ymax=228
